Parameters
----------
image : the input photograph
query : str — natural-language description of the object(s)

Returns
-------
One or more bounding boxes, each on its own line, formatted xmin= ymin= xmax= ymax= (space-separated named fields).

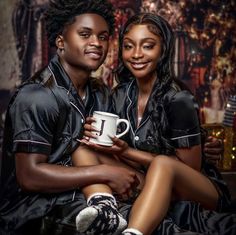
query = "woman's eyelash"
xmin=123 ymin=44 xmax=132 ymax=49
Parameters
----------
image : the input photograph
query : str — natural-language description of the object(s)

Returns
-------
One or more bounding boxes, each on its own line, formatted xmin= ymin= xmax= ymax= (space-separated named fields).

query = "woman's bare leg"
xmin=72 ymin=145 xmax=112 ymax=198
xmin=127 ymin=155 xmax=219 ymax=235
xmin=72 ymin=145 xmax=144 ymax=198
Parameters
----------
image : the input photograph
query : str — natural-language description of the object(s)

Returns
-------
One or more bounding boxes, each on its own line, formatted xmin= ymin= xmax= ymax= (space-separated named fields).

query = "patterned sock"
xmin=122 ymin=228 xmax=143 ymax=235
xmin=75 ymin=193 xmax=127 ymax=235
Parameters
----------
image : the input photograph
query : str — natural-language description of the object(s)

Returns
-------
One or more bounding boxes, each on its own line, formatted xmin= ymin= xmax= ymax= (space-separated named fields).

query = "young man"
xmin=0 ymin=1 xmax=137 ymax=234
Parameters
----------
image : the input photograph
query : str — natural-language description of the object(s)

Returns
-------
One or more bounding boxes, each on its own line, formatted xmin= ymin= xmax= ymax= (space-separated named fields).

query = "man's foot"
xmin=76 ymin=193 xmax=127 ymax=235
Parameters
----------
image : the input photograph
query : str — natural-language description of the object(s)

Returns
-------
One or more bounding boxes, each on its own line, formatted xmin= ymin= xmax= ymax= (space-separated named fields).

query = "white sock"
xmin=122 ymin=228 xmax=143 ymax=235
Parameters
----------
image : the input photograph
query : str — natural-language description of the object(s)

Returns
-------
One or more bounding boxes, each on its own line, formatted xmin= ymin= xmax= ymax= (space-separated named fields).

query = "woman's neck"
xmin=136 ymin=74 xmax=157 ymax=96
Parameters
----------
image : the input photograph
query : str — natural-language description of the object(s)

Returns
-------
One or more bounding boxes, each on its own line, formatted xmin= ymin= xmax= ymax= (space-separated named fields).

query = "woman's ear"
xmin=55 ymin=35 xmax=64 ymax=50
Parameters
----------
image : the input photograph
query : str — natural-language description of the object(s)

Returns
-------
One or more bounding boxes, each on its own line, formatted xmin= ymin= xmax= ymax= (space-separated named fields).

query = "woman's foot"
xmin=122 ymin=228 xmax=143 ymax=235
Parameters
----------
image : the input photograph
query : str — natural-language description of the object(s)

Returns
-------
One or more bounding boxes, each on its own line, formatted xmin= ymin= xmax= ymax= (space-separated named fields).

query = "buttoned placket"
xmin=49 ymin=66 xmax=86 ymax=140
xmin=126 ymin=81 xmax=151 ymax=148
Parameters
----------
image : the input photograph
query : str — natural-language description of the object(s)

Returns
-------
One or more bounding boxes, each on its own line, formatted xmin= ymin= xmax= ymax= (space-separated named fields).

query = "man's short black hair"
xmin=44 ymin=0 xmax=115 ymax=47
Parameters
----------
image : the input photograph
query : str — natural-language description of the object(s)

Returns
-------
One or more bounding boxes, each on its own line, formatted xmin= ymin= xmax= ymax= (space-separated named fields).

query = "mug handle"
xmin=116 ymin=119 xmax=130 ymax=138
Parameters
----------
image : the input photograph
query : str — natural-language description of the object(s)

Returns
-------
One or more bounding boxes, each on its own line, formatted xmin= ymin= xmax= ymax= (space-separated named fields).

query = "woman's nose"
xmin=132 ymin=47 xmax=143 ymax=59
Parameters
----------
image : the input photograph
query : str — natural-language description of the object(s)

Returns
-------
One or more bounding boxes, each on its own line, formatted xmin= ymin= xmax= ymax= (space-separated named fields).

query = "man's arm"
xmin=15 ymin=152 xmax=138 ymax=195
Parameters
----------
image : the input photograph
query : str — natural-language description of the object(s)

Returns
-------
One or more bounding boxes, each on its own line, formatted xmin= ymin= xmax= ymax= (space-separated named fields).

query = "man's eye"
xmin=79 ymin=33 xmax=90 ymax=38
xmin=99 ymin=35 xmax=109 ymax=41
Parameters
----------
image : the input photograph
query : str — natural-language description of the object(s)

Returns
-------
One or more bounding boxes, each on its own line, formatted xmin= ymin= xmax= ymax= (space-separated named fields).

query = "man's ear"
xmin=55 ymin=35 xmax=64 ymax=50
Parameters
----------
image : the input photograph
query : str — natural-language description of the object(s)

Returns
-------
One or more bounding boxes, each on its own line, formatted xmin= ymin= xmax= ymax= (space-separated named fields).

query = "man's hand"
xmin=101 ymin=164 xmax=140 ymax=201
xmin=204 ymin=136 xmax=223 ymax=165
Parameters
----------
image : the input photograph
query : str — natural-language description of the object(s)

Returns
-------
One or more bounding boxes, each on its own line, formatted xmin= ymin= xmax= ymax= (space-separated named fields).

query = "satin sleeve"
xmin=167 ymin=90 xmax=201 ymax=148
xmin=10 ymin=84 xmax=59 ymax=155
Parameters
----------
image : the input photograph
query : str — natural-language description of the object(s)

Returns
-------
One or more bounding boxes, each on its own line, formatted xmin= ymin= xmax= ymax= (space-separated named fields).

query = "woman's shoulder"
xmin=164 ymin=83 xmax=196 ymax=106
xmin=166 ymin=94 xmax=199 ymax=122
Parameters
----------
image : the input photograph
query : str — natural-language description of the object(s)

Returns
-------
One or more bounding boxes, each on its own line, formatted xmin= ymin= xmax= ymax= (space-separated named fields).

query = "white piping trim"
xmin=48 ymin=65 xmax=85 ymax=121
xmin=13 ymin=140 xmax=51 ymax=146
xmin=48 ymin=65 xmax=70 ymax=93
xmin=171 ymin=132 xmax=200 ymax=140
xmin=70 ymin=102 xmax=85 ymax=120
xmin=126 ymin=81 xmax=136 ymax=143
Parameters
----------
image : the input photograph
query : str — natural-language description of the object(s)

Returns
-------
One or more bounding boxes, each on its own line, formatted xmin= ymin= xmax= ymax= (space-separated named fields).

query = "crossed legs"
xmin=72 ymin=145 xmax=144 ymax=198
xmin=72 ymin=145 xmax=144 ymax=234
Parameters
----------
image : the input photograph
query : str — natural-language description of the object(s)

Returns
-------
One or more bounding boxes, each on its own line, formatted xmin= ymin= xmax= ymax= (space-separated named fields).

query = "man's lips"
xmin=85 ymin=50 xmax=103 ymax=59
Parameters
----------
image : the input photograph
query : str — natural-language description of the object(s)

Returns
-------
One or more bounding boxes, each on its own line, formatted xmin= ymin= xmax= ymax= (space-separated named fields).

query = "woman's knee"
xmin=151 ymin=155 xmax=175 ymax=167
xmin=149 ymin=155 xmax=176 ymax=175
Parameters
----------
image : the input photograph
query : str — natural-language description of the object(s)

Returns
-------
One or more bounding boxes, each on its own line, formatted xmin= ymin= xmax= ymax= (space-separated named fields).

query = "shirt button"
xmin=134 ymin=136 xmax=139 ymax=141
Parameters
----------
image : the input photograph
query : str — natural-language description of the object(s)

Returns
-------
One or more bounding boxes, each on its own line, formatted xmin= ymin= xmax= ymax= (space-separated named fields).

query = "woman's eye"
xmin=123 ymin=44 xmax=132 ymax=50
xmin=143 ymin=44 xmax=154 ymax=49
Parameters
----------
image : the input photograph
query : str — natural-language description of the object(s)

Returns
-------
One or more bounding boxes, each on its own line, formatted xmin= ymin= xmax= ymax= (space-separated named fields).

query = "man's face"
xmin=59 ymin=13 xmax=110 ymax=71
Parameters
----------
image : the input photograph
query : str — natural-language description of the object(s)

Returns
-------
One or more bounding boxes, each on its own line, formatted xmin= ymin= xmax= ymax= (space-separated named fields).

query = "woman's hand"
xmin=80 ymin=136 xmax=129 ymax=156
xmin=82 ymin=116 xmax=98 ymax=140
xmin=82 ymin=117 xmax=129 ymax=154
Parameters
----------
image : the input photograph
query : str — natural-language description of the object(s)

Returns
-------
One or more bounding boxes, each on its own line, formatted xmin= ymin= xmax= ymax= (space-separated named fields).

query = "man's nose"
xmin=89 ymin=35 xmax=101 ymax=47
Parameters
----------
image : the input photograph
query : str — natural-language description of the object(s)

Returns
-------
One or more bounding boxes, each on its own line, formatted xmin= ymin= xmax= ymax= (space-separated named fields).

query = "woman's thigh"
xmin=150 ymin=156 xmax=219 ymax=210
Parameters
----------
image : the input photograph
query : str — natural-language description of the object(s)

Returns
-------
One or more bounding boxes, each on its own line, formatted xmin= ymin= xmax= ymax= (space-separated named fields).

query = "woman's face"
xmin=122 ymin=24 xmax=162 ymax=80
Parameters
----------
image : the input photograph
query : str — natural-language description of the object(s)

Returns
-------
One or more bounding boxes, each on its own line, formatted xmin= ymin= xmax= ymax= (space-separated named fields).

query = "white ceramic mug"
xmin=89 ymin=111 xmax=130 ymax=146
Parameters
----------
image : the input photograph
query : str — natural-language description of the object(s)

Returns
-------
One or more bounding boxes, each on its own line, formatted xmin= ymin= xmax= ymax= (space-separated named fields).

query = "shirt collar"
xmin=48 ymin=54 xmax=94 ymax=115
xmin=48 ymin=54 xmax=75 ymax=93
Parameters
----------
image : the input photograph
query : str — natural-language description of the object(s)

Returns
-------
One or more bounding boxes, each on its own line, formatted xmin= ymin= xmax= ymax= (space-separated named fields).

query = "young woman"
xmin=110 ymin=13 xmax=230 ymax=234
xmin=74 ymin=13 xmax=235 ymax=235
